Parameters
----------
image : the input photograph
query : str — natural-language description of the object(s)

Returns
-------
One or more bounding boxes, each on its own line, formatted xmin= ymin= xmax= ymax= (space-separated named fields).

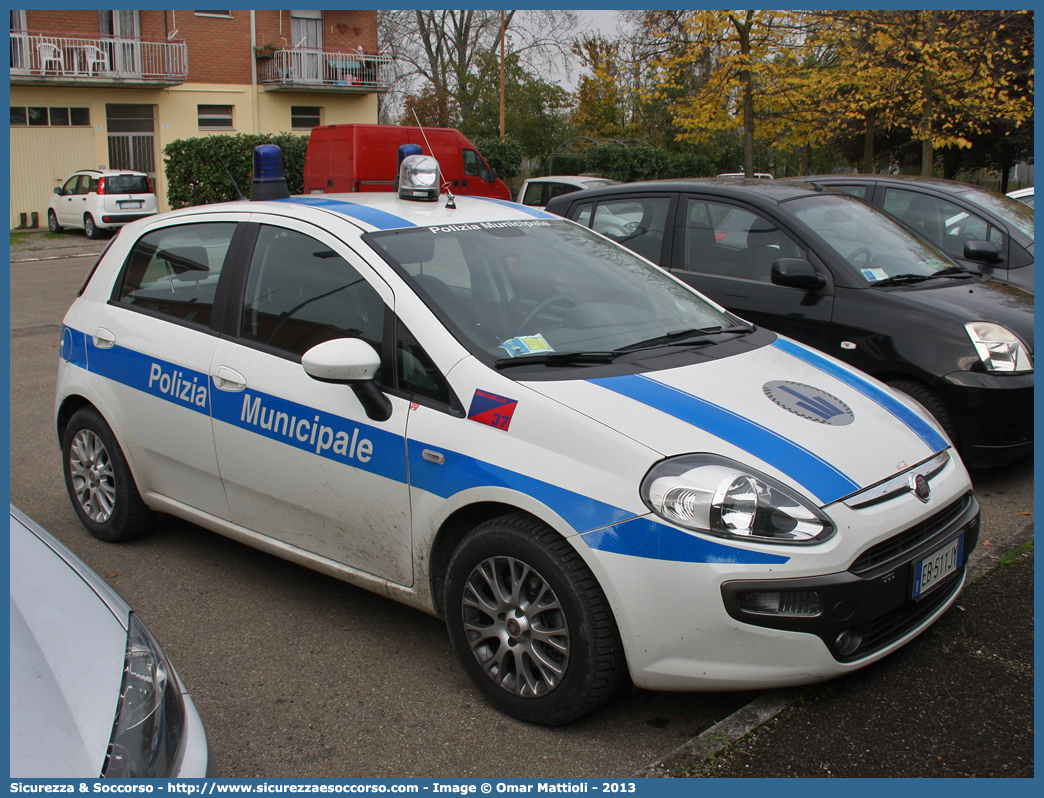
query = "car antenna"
xmin=412 ymin=108 xmax=455 ymax=209
xmin=214 ymin=143 xmax=245 ymax=200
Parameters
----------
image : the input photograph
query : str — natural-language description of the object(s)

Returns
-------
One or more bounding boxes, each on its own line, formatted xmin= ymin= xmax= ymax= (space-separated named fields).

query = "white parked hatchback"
xmin=55 ymin=148 xmax=980 ymax=724
xmin=48 ymin=169 xmax=158 ymax=239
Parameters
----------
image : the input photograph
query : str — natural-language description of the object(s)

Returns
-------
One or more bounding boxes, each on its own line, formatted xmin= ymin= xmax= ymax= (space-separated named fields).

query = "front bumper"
xmin=721 ymin=492 xmax=979 ymax=662
xmin=942 ymin=370 xmax=1033 ymax=468
xmin=578 ymin=456 xmax=976 ymax=691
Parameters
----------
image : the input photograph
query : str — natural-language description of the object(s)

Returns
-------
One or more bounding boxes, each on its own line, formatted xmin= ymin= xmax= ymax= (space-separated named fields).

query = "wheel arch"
xmin=427 ymin=501 xmax=544 ymax=618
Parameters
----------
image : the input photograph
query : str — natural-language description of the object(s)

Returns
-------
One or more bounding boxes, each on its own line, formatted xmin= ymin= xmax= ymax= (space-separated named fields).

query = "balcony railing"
xmin=10 ymin=32 xmax=188 ymax=84
xmin=258 ymin=48 xmax=393 ymax=92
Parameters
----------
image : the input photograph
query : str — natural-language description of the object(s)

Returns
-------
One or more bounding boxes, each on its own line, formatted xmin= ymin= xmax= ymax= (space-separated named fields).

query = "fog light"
xmin=737 ymin=590 xmax=821 ymax=617
xmin=835 ymin=629 xmax=863 ymax=656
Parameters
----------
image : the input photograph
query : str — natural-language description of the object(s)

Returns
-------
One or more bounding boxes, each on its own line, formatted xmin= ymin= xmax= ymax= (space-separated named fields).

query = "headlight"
xmin=103 ymin=613 xmax=186 ymax=778
xmin=965 ymin=322 xmax=1032 ymax=373
xmin=640 ymin=454 xmax=835 ymax=544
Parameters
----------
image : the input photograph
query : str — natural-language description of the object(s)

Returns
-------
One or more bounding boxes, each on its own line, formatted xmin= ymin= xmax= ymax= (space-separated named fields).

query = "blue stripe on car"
xmin=69 ymin=330 xmax=790 ymax=562
xmin=469 ymin=197 xmax=557 ymax=219
xmin=581 ymin=517 xmax=789 ymax=565
xmin=276 ymin=197 xmax=415 ymax=230
xmin=771 ymin=338 xmax=948 ymax=453
xmin=589 ymin=373 xmax=860 ymax=504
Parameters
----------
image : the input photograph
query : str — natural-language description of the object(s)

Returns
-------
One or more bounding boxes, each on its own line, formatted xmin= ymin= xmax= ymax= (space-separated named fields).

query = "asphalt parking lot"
xmin=8 ymin=229 xmax=1035 ymax=778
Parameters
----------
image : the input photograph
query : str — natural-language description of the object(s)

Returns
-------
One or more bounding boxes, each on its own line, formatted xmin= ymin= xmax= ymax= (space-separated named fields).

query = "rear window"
xmin=106 ymin=175 xmax=151 ymax=195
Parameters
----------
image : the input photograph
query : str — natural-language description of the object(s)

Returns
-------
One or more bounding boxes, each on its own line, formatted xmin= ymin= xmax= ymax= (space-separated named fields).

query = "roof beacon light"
xmin=393 ymin=143 xmax=423 ymax=192
xmin=250 ymin=144 xmax=290 ymax=201
xmin=398 ymin=154 xmax=441 ymax=202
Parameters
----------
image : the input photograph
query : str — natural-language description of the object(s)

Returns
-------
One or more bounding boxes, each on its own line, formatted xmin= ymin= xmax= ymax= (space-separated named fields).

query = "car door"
xmin=208 ymin=217 xmax=414 ymax=585
xmin=91 ymin=217 xmax=241 ymax=519
xmin=56 ymin=175 xmax=84 ymax=226
xmin=666 ymin=195 xmax=835 ymax=351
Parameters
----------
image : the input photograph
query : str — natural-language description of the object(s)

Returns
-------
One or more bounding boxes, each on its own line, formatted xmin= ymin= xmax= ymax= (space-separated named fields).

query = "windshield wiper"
xmin=869 ymin=273 xmax=929 ymax=287
xmin=614 ymin=324 xmax=754 ymax=353
xmin=494 ymin=351 xmax=619 ymax=369
xmin=927 ymin=266 xmax=979 ymax=279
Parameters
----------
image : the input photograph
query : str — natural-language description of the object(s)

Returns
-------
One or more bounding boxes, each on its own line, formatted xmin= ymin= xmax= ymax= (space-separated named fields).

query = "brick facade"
xmin=21 ymin=10 xmax=379 ymax=85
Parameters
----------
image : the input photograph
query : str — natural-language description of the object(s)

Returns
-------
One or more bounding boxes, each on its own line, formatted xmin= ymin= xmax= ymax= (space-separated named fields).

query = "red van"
xmin=303 ymin=124 xmax=510 ymax=200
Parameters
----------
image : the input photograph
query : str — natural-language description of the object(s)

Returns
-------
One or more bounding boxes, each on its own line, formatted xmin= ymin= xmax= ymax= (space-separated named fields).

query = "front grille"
xmin=835 ymin=568 xmax=963 ymax=662
xmin=849 ymin=492 xmax=973 ymax=576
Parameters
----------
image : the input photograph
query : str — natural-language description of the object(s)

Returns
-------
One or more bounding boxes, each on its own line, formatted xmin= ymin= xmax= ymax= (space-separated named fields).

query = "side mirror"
xmin=964 ymin=239 xmax=1002 ymax=264
xmin=53 ymin=186 xmax=62 ymax=195
xmin=302 ymin=338 xmax=392 ymax=422
xmin=487 ymin=167 xmax=497 ymax=183
xmin=771 ymin=258 xmax=826 ymax=291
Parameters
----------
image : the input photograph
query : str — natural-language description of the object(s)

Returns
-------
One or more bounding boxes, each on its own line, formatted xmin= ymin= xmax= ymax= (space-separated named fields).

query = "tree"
xmin=644 ymin=11 xmax=820 ymax=177
xmin=378 ymin=10 xmax=578 ymax=130
xmin=464 ymin=49 xmax=573 ymax=165
xmin=812 ymin=11 xmax=1034 ymax=176
xmin=571 ymin=36 xmax=628 ymax=140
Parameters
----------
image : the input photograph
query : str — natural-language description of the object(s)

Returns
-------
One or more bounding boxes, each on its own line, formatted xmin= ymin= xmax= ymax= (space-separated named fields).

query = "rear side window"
xmin=521 ymin=183 xmax=546 ymax=206
xmin=115 ymin=223 xmax=237 ymax=328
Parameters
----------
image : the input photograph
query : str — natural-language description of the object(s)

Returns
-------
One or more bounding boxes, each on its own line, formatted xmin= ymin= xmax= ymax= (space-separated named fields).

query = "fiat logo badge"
xmin=909 ymin=473 xmax=931 ymax=502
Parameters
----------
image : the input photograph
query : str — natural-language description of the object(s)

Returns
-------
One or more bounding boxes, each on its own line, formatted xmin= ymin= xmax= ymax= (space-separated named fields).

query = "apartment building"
xmin=10 ymin=9 xmax=391 ymax=227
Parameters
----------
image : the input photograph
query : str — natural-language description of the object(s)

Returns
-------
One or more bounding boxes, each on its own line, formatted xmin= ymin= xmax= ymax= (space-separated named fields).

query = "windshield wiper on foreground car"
xmin=494 ymin=351 xmax=619 ymax=369
xmin=869 ymin=273 xmax=929 ymax=287
xmin=613 ymin=324 xmax=755 ymax=354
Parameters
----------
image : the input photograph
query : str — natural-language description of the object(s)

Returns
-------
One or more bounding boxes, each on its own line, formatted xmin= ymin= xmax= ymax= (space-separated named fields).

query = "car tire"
xmin=887 ymin=379 xmax=960 ymax=450
xmin=62 ymin=406 xmax=155 ymax=542
xmin=47 ymin=210 xmax=62 ymax=233
xmin=444 ymin=513 xmax=625 ymax=725
xmin=84 ymin=214 xmax=103 ymax=239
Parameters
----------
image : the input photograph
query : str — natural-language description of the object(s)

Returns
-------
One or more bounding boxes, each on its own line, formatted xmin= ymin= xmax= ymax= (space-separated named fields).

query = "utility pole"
xmin=499 ymin=10 xmax=506 ymax=140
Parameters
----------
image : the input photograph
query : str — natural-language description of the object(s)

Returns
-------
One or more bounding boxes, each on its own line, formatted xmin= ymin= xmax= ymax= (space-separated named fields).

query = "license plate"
xmin=912 ymin=534 xmax=964 ymax=599
xmin=119 ymin=201 xmax=143 ymax=209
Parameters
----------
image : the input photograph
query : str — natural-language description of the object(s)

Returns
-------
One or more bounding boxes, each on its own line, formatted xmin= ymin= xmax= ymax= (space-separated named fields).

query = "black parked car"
xmin=545 ymin=178 xmax=1033 ymax=468
xmin=789 ymin=174 xmax=1034 ymax=294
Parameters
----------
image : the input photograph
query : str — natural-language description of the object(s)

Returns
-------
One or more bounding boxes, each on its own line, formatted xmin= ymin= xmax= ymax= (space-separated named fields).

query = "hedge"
xmin=579 ymin=145 xmax=715 ymax=182
xmin=163 ymin=133 xmax=309 ymax=209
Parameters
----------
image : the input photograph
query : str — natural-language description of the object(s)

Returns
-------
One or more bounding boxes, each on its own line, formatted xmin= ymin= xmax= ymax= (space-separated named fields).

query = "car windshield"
xmin=366 ymin=220 xmax=738 ymax=361
xmin=954 ymin=186 xmax=1034 ymax=239
xmin=784 ymin=194 xmax=956 ymax=282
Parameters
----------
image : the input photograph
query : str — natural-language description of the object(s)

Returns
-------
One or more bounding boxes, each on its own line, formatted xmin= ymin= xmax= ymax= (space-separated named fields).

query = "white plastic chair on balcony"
xmin=37 ymin=41 xmax=66 ymax=74
xmin=80 ymin=44 xmax=108 ymax=75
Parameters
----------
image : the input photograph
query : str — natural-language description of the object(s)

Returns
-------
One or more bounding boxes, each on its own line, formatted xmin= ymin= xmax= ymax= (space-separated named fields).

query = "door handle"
xmin=93 ymin=328 xmax=116 ymax=349
xmin=213 ymin=366 xmax=246 ymax=392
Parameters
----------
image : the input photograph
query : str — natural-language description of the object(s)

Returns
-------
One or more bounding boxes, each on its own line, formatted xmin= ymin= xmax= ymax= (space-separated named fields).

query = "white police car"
xmin=56 ymin=147 xmax=980 ymax=725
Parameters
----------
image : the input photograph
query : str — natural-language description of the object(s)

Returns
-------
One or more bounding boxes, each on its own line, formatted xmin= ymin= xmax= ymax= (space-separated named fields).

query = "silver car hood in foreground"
xmin=9 ymin=508 xmax=128 ymax=778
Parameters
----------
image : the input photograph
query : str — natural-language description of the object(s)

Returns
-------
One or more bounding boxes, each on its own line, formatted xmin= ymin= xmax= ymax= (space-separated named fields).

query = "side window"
xmin=397 ymin=323 xmax=452 ymax=406
xmin=683 ymin=199 xmax=805 ymax=282
xmin=240 ymin=226 xmax=385 ymax=358
xmin=591 ymin=197 xmax=671 ymax=264
xmin=462 ymin=149 xmax=492 ymax=181
xmin=61 ymin=176 xmax=79 ymax=195
xmin=883 ymin=189 xmax=995 ymax=260
xmin=74 ymin=176 xmax=91 ymax=195
xmin=569 ymin=202 xmax=593 ymax=227
xmin=829 ymin=184 xmax=868 ymax=200
xmin=87 ymin=176 xmax=99 ymax=193
xmin=115 ymin=222 xmax=237 ymax=328
xmin=547 ymin=183 xmax=579 ymax=201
